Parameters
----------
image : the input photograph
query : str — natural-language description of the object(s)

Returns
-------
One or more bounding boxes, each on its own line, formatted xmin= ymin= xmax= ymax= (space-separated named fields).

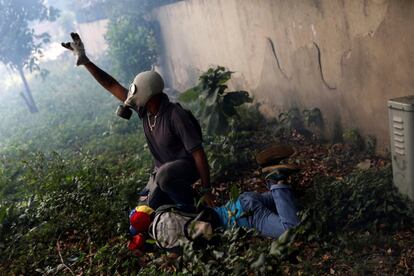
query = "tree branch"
xmin=56 ymin=235 xmax=75 ymax=276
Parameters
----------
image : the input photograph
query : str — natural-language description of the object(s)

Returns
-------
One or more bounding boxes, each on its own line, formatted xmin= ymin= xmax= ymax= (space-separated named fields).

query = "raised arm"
xmin=62 ymin=32 xmax=128 ymax=102
xmin=83 ymin=62 xmax=128 ymax=102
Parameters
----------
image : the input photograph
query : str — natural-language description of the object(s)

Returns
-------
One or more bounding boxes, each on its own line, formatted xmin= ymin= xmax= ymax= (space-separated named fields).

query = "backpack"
xmin=149 ymin=205 xmax=219 ymax=252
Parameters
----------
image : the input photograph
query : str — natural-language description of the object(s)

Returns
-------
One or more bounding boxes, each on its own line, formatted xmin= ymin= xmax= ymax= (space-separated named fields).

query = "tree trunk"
xmin=17 ymin=66 xmax=38 ymax=113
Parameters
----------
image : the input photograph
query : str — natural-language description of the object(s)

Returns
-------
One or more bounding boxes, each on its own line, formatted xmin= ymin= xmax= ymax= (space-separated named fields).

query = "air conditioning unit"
xmin=388 ymin=96 xmax=414 ymax=200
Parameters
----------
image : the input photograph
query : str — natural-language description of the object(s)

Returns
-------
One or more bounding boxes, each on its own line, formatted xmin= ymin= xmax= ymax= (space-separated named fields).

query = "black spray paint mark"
xmin=266 ymin=37 xmax=290 ymax=79
xmin=313 ymin=42 xmax=337 ymax=90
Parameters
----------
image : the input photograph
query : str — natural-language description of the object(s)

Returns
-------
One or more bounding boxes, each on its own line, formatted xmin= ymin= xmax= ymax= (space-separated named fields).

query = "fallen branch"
xmin=56 ymin=235 xmax=75 ymax=276
xmin=87 ymin=231 xmax=93 ymax=270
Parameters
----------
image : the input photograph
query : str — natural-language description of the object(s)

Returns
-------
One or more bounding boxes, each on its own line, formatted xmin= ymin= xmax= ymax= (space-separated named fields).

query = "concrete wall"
xmin=154 ymin=0 xmax=414 ymax=151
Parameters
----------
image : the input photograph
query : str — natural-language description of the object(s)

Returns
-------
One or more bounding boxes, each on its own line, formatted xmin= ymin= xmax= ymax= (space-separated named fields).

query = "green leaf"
xmin=229 ymin=184 xmax=240 ymax=203
xmin=0 ymin=206 xmax=7 ymax=224
xmin=250 ymin=253 xmax=265 ymax=269
xmin=222 ymin=91 xmax=252 ymax=117
xmin=212 ymin=250 xmax=224 ymax=259
xmin=178 ymin=87 xmax=200 ymax=103
xmin=269 ymin=241 xmax=283 ymax=256
xmin=223 ymin=91 xmax=252 ymax=106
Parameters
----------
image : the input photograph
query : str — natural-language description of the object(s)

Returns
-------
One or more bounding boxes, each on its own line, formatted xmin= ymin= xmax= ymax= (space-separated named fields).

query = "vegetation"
xmin=0 ymin=59 xmax=149 ymax=274
xmin=140 ymin=168 xmax=413 ymax=275
xmin=0 ymin=60 xmax=413 ymax=274
xmin=0 ymin=0 xmax=411 ymax=274
xmin=0 ymin=0 xmax=59 ymax=112
xmin=277 ymin=107 xmax=324 ymax=141
xmin=179 ymin=66 xmax=253 ymax=135
xmin=104 ymin=7 xmax=158 ymax=83
xmin=72 ymin=0 xmax=179 ymax=83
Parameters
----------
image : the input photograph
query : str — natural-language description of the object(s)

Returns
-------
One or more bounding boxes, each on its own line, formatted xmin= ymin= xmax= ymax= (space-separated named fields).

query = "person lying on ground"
xmin=127 ymin=165 xmax=300 ymax=255
xmin=61 ymin=33 xmax=213 ymax=211
xmin=214 ymin=164 xmax=300 ymax=238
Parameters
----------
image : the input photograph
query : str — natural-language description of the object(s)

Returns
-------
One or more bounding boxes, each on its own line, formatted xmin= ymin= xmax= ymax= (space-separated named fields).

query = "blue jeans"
xmin=239 ymin=183 xmax=299 ymax=238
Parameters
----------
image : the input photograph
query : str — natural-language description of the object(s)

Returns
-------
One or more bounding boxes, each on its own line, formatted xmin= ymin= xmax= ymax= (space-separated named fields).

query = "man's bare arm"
xmin=84 ymin=62 xmax=128 ymax=102
xmin=192 ymin=148 xmax=214 ymax=206
xmin=62 ymin=33 xmax=128 ymax=102
xmin=192 ymin=148 xmax=210 ymax=189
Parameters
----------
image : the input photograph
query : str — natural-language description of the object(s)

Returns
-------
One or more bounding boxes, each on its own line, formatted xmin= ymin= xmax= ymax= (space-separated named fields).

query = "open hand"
xmin=61 ymin=32 xmax=90 ymax=66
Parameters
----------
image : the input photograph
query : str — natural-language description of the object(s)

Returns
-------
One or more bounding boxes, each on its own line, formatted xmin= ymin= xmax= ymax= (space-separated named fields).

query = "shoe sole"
xmin=256 ymin=144 xmax=295 ymax=167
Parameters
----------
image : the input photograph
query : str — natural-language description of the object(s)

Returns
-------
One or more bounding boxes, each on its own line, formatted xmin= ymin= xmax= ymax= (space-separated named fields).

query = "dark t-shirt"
xmin=140 ymin=93 xmax=202 ymax=168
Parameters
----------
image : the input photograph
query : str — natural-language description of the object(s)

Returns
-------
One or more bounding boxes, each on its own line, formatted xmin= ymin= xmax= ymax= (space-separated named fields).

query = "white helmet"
xmin=124 ymin=71 xmax=164 ymax=108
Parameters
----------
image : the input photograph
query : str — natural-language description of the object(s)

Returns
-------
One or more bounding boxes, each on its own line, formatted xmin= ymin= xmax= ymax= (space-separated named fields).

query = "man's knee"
xmin=155 ymin=160 xmax=198 ymax=192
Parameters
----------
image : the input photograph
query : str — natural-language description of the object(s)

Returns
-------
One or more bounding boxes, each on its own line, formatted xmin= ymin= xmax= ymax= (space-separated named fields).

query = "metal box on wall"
xmin=388 ymin=96 xmax=414 ymax=200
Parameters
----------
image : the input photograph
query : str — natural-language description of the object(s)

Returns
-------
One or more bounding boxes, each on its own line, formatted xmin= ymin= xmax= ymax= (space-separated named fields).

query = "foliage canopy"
xmin=0 ymin=0 xmax=59 ymax=112
xmin=105 ymin=17 xmax=157 ymax=83
xmin=0 ymin=0 xmax=59 ymax=71
xmin=82 ymin=0 xmax=178 ymax=83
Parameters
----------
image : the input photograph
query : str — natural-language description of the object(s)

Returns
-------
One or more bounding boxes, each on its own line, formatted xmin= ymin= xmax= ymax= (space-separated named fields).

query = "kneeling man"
xmin=62 ymin=33 xmax=213 ymax=210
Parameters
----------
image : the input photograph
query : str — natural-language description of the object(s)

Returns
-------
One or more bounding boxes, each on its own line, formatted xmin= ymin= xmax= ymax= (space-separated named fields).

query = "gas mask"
xmin=116 ymin=71 xmax=164 ymax=120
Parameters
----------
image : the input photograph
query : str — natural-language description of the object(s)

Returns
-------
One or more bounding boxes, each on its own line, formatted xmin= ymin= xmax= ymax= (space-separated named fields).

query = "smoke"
xmin=0 ymin=0 xmax=112 ymax=147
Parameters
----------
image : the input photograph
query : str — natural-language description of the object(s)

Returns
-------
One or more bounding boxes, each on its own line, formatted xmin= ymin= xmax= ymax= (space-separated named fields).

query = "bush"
xmin=179 ymin=66 xmax=253 ymax=135
xmin=106 ymin=16 xmax=157 ymax=83
xmin=299 ymin=166 xmax=414 ymax=239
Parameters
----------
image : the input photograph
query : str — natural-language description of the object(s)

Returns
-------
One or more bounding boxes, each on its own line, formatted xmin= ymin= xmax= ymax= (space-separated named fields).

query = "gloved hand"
xmin=61 ymin=32 xmax=90 ymax=66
